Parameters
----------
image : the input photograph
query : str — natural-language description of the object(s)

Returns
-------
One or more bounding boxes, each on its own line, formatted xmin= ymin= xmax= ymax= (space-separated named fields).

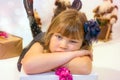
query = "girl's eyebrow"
xmin=70 ymin=39 xmax=81 ymax=42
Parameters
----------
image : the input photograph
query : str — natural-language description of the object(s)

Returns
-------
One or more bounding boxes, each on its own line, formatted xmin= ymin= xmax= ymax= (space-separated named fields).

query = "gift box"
xmin=0 ymin=34 xmax=23 ymax=59
xmin=20 ymin=70 xmax=98 ymax=80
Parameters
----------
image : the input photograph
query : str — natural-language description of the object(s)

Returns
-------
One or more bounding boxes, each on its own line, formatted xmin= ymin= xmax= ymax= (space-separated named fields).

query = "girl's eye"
xmin=69 ymin=40 xmax=79 ymax=44
xmin=55 ymin=34 xmax=63 ymax=40
xmin=69 ymin=40 xmax=78 ymax=44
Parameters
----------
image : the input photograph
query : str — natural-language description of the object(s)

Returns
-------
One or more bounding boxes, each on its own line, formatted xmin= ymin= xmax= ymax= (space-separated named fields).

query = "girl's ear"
xmin=71 ymin=0 xmax=82 ymax=11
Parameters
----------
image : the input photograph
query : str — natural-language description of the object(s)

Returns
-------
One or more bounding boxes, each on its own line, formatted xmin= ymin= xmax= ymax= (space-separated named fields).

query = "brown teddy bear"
xmin=93 ymin=0 xmax=118 ymax=41
xmin=53 ymin=0 xmax=82 ymax=19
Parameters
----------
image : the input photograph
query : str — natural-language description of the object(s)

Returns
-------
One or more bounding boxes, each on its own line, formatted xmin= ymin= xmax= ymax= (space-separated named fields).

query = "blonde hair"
xmin=43 ymin=9 xmax=91 ymax=51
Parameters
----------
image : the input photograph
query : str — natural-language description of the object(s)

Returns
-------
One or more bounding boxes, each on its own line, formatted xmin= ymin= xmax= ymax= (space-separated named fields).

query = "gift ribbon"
xmin=55 ymin=67 xmax=73 ymax=80
xmin=0 ymin=31 xmax=8 ymax=38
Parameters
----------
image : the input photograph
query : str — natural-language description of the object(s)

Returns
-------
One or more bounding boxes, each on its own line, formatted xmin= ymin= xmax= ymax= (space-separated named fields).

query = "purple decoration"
xmin=84 ymin=19 xmax=100 ymax=44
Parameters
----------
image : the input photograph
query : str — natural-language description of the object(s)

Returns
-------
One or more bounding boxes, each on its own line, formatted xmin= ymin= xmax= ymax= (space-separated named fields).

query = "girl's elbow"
xmin=21 ymin=60 xmax=35 ymax=74
xmin=70 ymin=63 xmax=92 ymax=75
xmin=81 ymin=66 xmax=92 ymax=75
xmin=80 ymin=62 xmax=92 ymax=75
xmin=22 ymin=63 xmax=33 ymax=74
xmin=75 ymin=61 xmax=92 ymax=75
xmin=22 ymin=61 xmax=46 ymax=75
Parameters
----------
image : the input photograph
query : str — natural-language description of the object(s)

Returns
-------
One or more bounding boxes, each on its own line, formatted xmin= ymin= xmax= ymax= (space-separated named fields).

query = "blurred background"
xmin=0 ymin=0 xmax=120 ymax=79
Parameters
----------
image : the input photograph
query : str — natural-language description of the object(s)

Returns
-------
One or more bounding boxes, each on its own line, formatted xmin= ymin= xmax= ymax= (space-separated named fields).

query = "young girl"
xmin=18 ymin=9 xmax=100 ymax=76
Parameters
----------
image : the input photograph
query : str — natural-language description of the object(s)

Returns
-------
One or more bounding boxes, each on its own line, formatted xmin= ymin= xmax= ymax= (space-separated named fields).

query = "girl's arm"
xmin=64 ymin=55 xmax=92 ymax=75
xmin=21 ymin=42 xmax=92 ymax=74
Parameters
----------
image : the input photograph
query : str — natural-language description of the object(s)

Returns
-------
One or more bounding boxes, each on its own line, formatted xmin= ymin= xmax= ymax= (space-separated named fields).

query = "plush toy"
xmin=34 ymin=9 xmax=42 ymax=28
xmin=93 ymin=0 xmax=118 ymax=41
xmin=23 ymin=0 xmax=42 ymax=38
xmin=53 ymin=0 xmax=82 ymax=19
xmin=71 ymin=0 xmax=82 ymax=10
xmin=52 ymin=0 xmax=71 ymax=19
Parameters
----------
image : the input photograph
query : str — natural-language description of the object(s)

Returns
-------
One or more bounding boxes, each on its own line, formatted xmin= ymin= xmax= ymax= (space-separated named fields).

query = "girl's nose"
xmin=60 ymin=40 xmax=68 ymax=49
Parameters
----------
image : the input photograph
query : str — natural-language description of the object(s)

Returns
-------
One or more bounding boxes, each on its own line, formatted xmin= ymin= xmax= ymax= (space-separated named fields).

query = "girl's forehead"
xmin=55 ymin=32 xmax=83 ymax=41
xmin=51 ymin=22 xmax=84 ymax=40
xmin=58 ymin=31 xmax=83 ymax=40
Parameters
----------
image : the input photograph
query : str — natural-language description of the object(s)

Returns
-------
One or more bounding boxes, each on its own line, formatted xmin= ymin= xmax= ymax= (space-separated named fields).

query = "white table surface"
xmin=20 ymin=69 xmax=98 ymax=80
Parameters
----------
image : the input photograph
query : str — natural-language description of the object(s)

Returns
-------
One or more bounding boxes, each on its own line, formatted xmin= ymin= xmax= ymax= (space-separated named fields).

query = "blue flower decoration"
xmin=84 ymin=19 xmax=100 ymax=44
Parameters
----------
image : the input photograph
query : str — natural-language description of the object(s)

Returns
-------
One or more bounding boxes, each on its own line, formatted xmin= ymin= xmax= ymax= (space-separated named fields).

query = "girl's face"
xmin=49 ymin=33 xmax=83 ymax=52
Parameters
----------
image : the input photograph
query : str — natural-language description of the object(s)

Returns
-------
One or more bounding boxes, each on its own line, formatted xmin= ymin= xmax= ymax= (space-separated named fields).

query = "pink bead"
xmin=55 ymin=67 xmax=73 ymax=80
xmin=60 ymin=77 xmax=66 ymax=80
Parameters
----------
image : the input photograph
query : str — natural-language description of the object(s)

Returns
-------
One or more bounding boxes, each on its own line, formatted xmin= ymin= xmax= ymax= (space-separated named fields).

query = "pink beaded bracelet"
xmin=55 ymin=67 xmax=73 ymax=80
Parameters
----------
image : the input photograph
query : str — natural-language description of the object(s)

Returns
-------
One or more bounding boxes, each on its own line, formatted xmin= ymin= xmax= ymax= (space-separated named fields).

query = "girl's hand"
xmin=74 ymin=50 xmax=93 ymax=60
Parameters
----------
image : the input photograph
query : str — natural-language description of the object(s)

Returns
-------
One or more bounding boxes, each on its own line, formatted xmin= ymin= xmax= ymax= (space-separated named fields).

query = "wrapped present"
xmin=0 ymin=34 xmax=23 ymax=59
